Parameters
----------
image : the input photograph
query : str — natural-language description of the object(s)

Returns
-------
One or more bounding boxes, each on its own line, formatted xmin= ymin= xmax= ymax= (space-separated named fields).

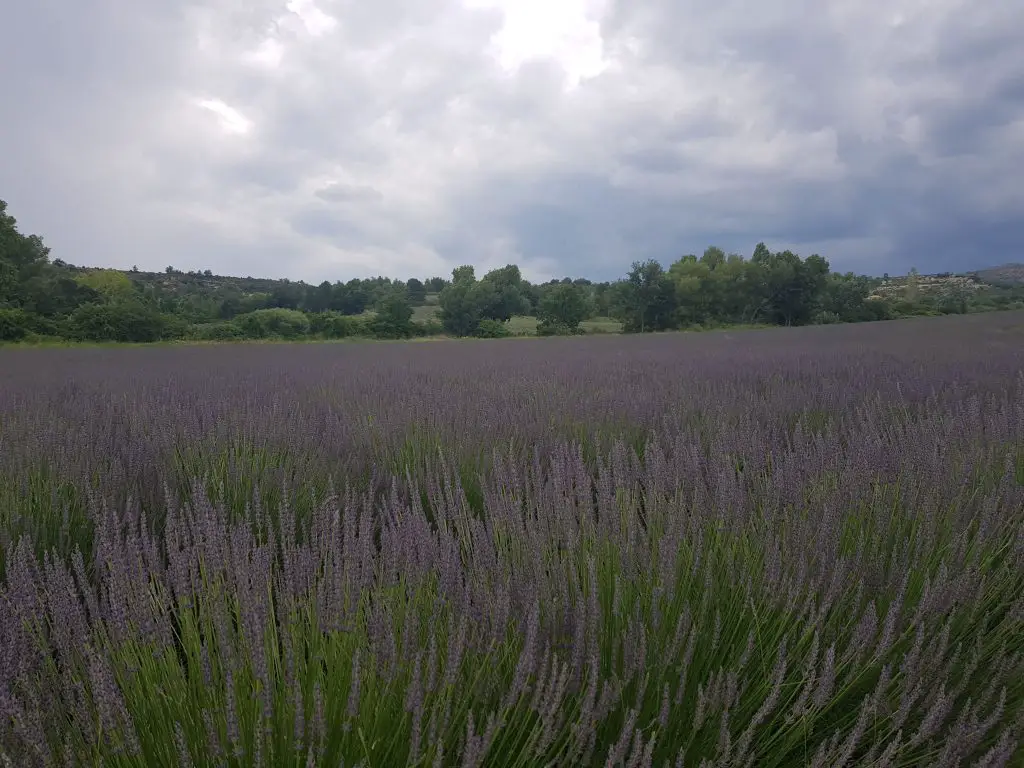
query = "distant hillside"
xmin=868 ymin=265 xmax=1024 ymax=301
xmin=973 ymin=263 xmax=1024 ymax=286
xmin=122 ymin=269 xmax=298 ymax=297
xmin=116 ymin=261 xmax=1024 ymax=299
xmin=870 ymin=272 xmax=984 ymax=300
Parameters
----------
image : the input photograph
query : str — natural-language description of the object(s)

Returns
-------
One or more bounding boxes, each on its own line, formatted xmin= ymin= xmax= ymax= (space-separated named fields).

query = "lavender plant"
xmin=1 ymin=311 xmax=1023 ymax=766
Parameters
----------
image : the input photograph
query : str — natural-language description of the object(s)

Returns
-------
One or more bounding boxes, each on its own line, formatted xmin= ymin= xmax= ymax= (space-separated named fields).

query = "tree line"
xmin=2 ymin=198 xmax=1022 ymax=344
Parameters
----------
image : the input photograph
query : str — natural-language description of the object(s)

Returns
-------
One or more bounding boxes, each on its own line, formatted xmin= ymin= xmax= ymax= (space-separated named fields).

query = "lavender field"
xmin=2 ymin=312 xmax=1024 ymax=767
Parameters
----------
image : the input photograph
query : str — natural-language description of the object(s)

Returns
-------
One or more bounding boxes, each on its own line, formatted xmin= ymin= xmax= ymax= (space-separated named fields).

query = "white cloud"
xmin=243 ymin=37 xmax=286 ymax=69
xmin=196 ymin=98 xmax=254 ymax=134
xmin=464 ymin=0 xmax=610 ymax=86
xmin=286 ymin=0 xmax=337 ymax=36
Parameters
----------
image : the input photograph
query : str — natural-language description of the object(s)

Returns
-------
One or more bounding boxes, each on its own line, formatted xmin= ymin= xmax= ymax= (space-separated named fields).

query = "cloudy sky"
xmin=2 ymin=0 xmax=1022 ymax=283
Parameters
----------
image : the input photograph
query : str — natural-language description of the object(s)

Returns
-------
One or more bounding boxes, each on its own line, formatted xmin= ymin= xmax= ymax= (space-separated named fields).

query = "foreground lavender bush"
xmin=1 ymin=312 xmax=1024 ymax=766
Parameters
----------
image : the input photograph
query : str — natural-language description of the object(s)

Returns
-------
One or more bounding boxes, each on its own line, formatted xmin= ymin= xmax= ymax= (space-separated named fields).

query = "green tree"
xmin=303 ymin=281 xmax=335 ymax=313
xmin=745 ymin=245 xmax=829 ymax=326
xmin=781 ymin=252 xmax=830 ymax=326
xmin=21 ymin=274 xmax=99 ymax=317
xmin=0 ymin=199 xmax=52 ymax=307
xmin=452 ymin=265 xmax=476 ymax=284
xmin=269 ymin=280 xmax=303 ymax=310
xmin=819 ymin=272 xmax=892 ymax=323
xmin=438 ymin=280 xmax=484 ymax=336
xmin=478 ymin=264 xmax=529 ymax=321
xmin=537 ymin=282 xmax=589 ymax=334
xmin=711 ymin=254 xmax=756 ymax=323
xmin=751 ymin=242 xmax=772 ymax=265
xmin=520 ymin=281 xmax=543 ymax=315
xmin=217 ymin=295 xmax=242 ymax=319
xmin=620 ymin=259 xmax=676 ymax=333
xmin=406 ymin=278 xmax=427 ymax=304
xmin=0 ymin=258 xmax=15 ymax=306
xmin=239 ymin=293 xmax=272 ymax=314
xmin=370 ymin=287 xmax=415 ymax=338
xmin=591 ymin=282 xmax=613 ymax=317
xmin=700 ymin=246 xmax=726 ymax=270
xmin=1 ymin=200 xmax=103 ymax=324
xmin=338 ymin=279 xmax=370 ymax=315
xmin=75 ymin=269 xmax=136 ymax=301
xmin=668 ymin=257 xmax=714 ymax=326
xmin=438 ymin=266 xmax=494 ymax=336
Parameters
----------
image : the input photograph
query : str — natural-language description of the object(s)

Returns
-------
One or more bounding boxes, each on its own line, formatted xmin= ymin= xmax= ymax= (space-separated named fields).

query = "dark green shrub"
xmin=813 ymin=310 xmax=843 ymax=325
xmin=370 ymin=290 xmax=415 ymax=339
xmin=474 ymin=319 xmax=510 ymax=338
xmin=66 ymin=301 xmax=167 ymax=342
xmin=415 ymin=319 xmax=444 ymax=337
xmin=191 ymin=321 xmax=246 ymax=341
xmin=0 ymin=308 xmax=31 ymax=340
xmin=159 ymin=314 xmax=190 ymax=340
xmin=536 ymin=319 xmax=583 ymax=336
xmin=235 ymin=308 xmax=310 ymax=339
xmin=308 ymin=312 xmax=365 ymax=339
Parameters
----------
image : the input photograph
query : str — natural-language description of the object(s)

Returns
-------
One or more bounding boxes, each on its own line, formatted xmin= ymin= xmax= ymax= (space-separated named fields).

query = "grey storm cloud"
xmin=1 ymin=0 xmax=1021 ymax=283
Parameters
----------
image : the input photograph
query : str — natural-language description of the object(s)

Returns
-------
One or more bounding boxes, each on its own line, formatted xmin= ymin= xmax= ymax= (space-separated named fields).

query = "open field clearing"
xmin=1 ymin=312 xmax=1023 ymax=766
xmin=406 ymin=308 xmax=623 ymax=336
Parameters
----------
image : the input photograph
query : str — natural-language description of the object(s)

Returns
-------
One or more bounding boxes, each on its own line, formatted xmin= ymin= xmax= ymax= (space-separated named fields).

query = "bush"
xmin=25 ymin=314 xmax=60 ymax=337
xmin=813 ymin=310 xmax=843 ymax=325
xmin=308 ymin=312 xmax=366 ymax=339
xmin=20 ymin=332 xmax=63 ymax=345
xmin=415 ymin=319 xmax=444 ymax=337
xmin=66 ymin=301 xmax=167 ymax=342
xmin=190 ymin=321 xmax=246 ymax=341
xmin=370 ymin=290 xmax=416 ymax=339
xmin=235 ymin=308 xmax=310 ymax=339
xmin=159 ymin=314 xmax=190 ymax=340
xmin=0 ymin=308 xmax=31 ymax=341
xmin=474 ymin=318 xmax=511 ymax=338
xmin=536 ymin=319 xmax=584 ymax=336
xmin=369 ymin=316 xmax=414 ymax=340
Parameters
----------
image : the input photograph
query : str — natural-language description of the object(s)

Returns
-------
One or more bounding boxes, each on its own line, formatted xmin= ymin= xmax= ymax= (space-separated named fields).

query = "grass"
xmin=411 ymin=305 xmax=440 ymax=323
xmin=505 ymin=315 xmax=538 ymax=335
xmin=580 ymin=317 xmax=624 ymax=334
xmin=0 ymin=313 xmax=813 ymax=352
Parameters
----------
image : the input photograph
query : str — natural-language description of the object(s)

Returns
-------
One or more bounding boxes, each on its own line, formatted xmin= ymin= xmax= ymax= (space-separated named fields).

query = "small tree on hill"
xmin=425 ymin=276 xmax=448 ymax=293
xmin=406 ymin=278 xmax=427 ymax=304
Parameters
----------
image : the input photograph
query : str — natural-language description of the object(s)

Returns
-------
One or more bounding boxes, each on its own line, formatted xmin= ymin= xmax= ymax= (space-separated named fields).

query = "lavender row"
xmin=1 ymin=312 xmax=1023 ymax=765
